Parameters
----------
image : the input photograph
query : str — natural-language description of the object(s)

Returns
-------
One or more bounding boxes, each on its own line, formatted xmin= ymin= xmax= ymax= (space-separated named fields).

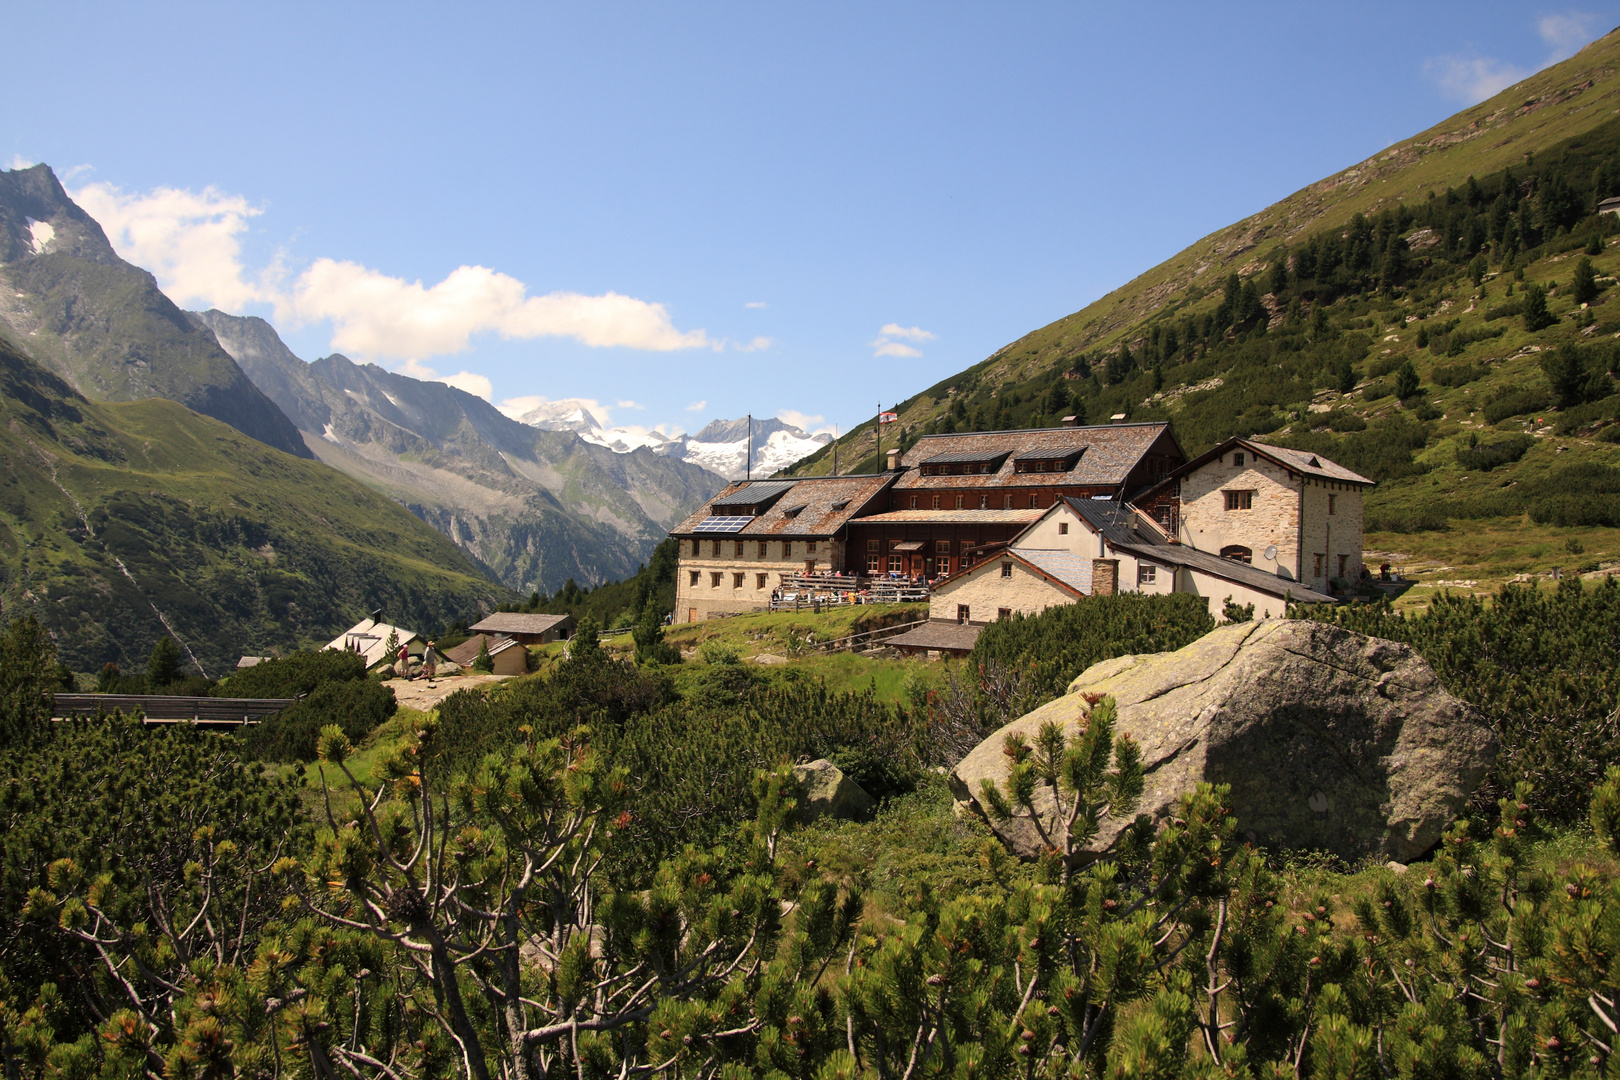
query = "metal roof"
xmin=1013 ymin=446 xmax=1085 ymax=461
xmin=1113 ymin=541 xmax=1337 ymax=603
xmin=896 ymin=423 xmax=1179 ymax=491
xmin=850 ymin=508 xmax=1046 ymax=526
xmin=711 ymin=480 xmax=796 ymax=507
xmin=922 ymin=449 xmax=1012 ymax=465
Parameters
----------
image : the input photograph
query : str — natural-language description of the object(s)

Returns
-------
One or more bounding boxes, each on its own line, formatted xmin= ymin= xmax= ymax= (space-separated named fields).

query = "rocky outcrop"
xmin=792 ymin=759 xmax=876 ymax=824
xmin=950 ymin=620 xmax=1496 ymax=864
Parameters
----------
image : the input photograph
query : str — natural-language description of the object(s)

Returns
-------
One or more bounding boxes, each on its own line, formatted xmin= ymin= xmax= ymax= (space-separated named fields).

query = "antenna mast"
xmin=746 ymin=414 xmax=752 ymax=481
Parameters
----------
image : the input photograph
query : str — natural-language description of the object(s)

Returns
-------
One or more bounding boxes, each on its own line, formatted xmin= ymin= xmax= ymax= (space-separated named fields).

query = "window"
xmin=1313 ymin=553 xmax=1325 ymax=578
xmin=1058 ymin=522 xmax=1069 ymax=535
xmin=955 ymin=495 xmax=965 ymax=510
xmin=1036 ymin=461 xmax=1047 ymax=473
xmin=1156 ymin=504 xmax=1173 ymax=528
xmin=1233 ymin=452 xmax=1245 ymax=467
xmin=1220 ymin=545 xmax=1253 ymax=564
xmin=689 ymin=570 xmax=699 ymax=586
xmin=1138 ymin=564 xmax=1157 ymax=585
xmin=782 ymin=541 xmax=792 ymax=558
xmin=734 ymin=540 xmax=744 ymax=556
xmin=806 ymin=541 xmax=817 ymax=555
xmin=998 ymin=607 xmax=1012 ymax=620
xmin=889 ymin=555 xmax=903 ymax=572
xmin=733 ymin=572 xmax=744 ymax=588
xmin=931 ymin=495 xmax=941 ymax=510
xmin=910 ymin=496 xmax=918 ymax=509
xmin=1028 ymin=494 xmax=1039 ymax=509
xmin=1338 ymin=554 xmax=1348 ymax=578
xmin=867 ymin=553 xmax=881 ymax=573
xmin=935 ymin=540 xmax=951 ymax=555
xmin=710 ymin=571 xmax=722 ymax=587
xmin=756 ymin=573 xmax=768 ymax=588
xmin=1001 ymin=562 xmax=1013 ymax=578
xmin=1328 ymin=494 xmax=1337 ymax=515
xmin=758 ymin=541 xmax=768 ymax=557
xmin=979 ymin=495 xmax=989 ymax=509
xmin=712 ymin=539 xmax=723 ymax=556
xmin=1004 ymin=494 xmax=1013 ymax=509
xmin=957 ymin=604 xmax=971 ymax=624
xmin=1225 ymin=490 xmax=1253 ymax=511
xmin=867 ymin=538 xmax=879 ymax=553
xmin=692 ymin=539 xmax=701 ymax=556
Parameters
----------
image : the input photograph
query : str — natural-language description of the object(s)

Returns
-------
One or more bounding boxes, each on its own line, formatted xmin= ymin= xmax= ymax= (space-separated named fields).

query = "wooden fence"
xmin=53 ymin=694 xmax=297 ymax=729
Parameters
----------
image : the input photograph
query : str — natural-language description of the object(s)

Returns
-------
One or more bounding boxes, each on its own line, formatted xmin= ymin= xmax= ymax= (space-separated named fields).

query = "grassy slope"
xmin=0 ymin=339 xmax=510 ymax=675
xmin=784 ymin=29 xmax=1620 ymax=600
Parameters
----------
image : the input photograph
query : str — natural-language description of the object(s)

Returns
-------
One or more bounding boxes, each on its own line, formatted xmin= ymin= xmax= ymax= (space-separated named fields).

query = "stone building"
xmin=468 ymin=612 xmax=575 ymax=645
xmin=1132 ymin=437 xmax=1373 ymax=594
xmin=669 ymin=473 xmax=896 ymax=623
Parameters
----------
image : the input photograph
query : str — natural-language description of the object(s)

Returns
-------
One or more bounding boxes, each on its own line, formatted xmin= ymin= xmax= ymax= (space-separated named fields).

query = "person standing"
xmin=395 ymin=642 xmax=413 ymax=680
xmin=422 ymin=640 xmax=439 ymax=681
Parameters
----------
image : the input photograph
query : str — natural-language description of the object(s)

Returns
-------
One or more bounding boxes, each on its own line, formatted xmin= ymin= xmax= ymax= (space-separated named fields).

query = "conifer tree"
xmin=1573 ymin=255 xmax=1599 ymax=306
xmin=1394 ymin=359 xmax=1421 ymax=400
xmin=147 ymin=636 xmax=183 ymax=689
xmin=1522 ymin=282 xmax=1555 ymax=332
xmin=632 ymin=602 xmax=680 ymax=665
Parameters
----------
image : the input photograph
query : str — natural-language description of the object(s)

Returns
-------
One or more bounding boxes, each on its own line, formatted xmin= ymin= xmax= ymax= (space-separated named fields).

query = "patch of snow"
xmin=321 ymin=424 xmax=341 ymax=444
xmin=26 ymin=218 xmax=54 ymax=254
xmin=383 ymin=392 xmax=401 ymax=408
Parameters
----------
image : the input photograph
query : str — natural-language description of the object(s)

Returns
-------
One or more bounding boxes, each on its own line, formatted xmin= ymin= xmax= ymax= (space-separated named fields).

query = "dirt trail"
xmin=383 ymin=673 xmax=509 ymax=711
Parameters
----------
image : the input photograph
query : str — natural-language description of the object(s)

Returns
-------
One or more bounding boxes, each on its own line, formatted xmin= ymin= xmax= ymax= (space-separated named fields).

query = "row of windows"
xmin=691 ymin=570 xmax=774 ymax=589
xmin=866 ymin=538 xmax=975 ymax=555
xmin=905 ymin=493 xmax=1045 ymax=510
xmin=692 ymin=539 xmax=818 ymax=558
xmin=1312 ymin=553 xmax=1351 ymax=579
xmin=1221 ymin=489 xmax=1336 ymax=514
xmin=956 ymin=605 xmax=1016 ymax=624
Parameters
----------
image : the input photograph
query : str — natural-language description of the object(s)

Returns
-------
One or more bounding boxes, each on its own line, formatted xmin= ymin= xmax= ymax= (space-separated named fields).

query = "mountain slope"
xmin=0 ymin=333 xmax=505 ymax=674
xmin=190 ymin=310 xmax=725 ymax=593
xmin=0 ymin=164 xmax=310 ymax=459
xmin=793 ymin=28 xmax=1620 ymax=474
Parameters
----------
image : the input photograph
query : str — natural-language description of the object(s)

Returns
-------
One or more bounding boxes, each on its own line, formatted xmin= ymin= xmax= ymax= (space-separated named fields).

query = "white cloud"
xmin=686 ymin=400 xmax=707 ymax=412
xmin=873 ymin=340 xmax=923 ymax=358
xmin=878 ymin=323 xmax=937 ymax=342
xmin=64 ymin=177 xmax=714 ymax=364
xmin=733 ymin=336 xmax=773 ymax=352
xmin=69 ymin=181 xmax=274 ymax=311
xmin=777 ymin=409 xmax=834 ymax=435
xmin=6 ymin=154 xmax=37 ymax=171
xmin=284 ymin=259 xmax=711 ymax=360
xmin=745 ymin=301 xmax=768 ymax=309
xmin=397 ymin=357 xmax=493 ymax=400
xmin=1539 ymin=12 xmax=1601 ymax=60
xmin=616 ymin=399 xmax=644 ymax=409
xmin=1425 ymin=13 xmax=1604 ymax=105
xmin=1424 ymin=55 xmax=1530 ymax=103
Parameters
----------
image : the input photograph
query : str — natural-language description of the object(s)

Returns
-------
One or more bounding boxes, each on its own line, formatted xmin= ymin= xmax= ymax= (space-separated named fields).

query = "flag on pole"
xmin=879 ymin=411 xmax=898 ymax=423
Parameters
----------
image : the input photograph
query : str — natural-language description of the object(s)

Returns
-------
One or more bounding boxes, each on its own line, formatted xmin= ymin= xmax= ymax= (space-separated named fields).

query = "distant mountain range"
xmin=508 ymin=400 xmax=831 ymax=480
xmin=190 ymin=310 xmax=726 ymax=594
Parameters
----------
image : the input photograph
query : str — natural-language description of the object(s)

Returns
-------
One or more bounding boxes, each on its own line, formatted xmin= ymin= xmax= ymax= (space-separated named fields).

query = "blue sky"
xmin=5 ymin=3 xmax=1611 ymax=439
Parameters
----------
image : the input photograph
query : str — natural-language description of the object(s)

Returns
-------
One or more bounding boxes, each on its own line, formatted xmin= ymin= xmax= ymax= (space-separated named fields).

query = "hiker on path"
xmin=395 ymin=643 xmax=412 ymax=680
xmin=422 ymin=641 xmax=439 ymax=680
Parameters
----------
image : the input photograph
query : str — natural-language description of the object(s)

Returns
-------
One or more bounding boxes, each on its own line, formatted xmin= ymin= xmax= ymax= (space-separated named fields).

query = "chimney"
xmin=1109 ymin=413 xmax=1128 ymax=425
xmin=1062 ymin=415 xmax=1078 ymax=428
xmin=1091 ymin=558 xmax=1119 ymax=596
xmin=887 ymin=448 xmax=901 ymax=471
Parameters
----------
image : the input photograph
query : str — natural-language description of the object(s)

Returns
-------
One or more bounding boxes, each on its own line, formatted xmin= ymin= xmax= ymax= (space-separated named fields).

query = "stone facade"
xmin=673 ymin=535 xmax=847 ymax=624
xmin=927 ymin=556 xmax=1080 ymax=624
xmin=1298 ymin=478 xmax=1366 ymax=591
xmin=1175 ymin=450 xmax=1304 ymax=579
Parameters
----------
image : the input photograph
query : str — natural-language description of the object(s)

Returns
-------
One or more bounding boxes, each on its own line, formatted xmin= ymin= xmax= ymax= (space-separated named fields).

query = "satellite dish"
xmin=1264 ymin=545 xmax=1278 ymax=561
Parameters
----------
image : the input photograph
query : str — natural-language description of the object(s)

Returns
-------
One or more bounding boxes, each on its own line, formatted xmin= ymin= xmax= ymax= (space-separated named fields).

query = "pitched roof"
xmin=1115 ymin=542 xmax=1336 ymax=604
xmin=1062 ymin=497 xmax=1158 ymax=549
xmin=671 ymin=474 xmax=896 ymax=538
xmin=886 ymin=620 xmax=984 ymax=652
xmin=894 ymin=423 xmax=1179 ymax=491
xmin=1013 ymin=549 xmax=1095 ymax=593
xmin=1136 ymin=437 xmax=1373 ymax=504
xmin=323 ymin=618 xmax=419 ymax=669
xmin=444 ymin=633 xmax=524 ymax=666
xmin=469 ymin=612 xmax=573 ymax=636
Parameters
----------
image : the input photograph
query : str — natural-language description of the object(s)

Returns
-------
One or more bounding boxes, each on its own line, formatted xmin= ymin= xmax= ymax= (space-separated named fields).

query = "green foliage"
xmin=632 ymin=598 xmax=681 ymax=665
xmin=1394 ymin=358 xmax=1422 ymax=399
xmin=1522 ymin=281 xmax=1556 ymax=331
xmin=1302 ymin=577 xmax=1620 ymax=821
xmin=214 ymin=648 xmax=366 ymax=698
xmin=1455 ymin=434 xmax=1532 ymax=471
xmin=1482 ymin=384 xmax=1551 ymax=424
xmin=145 ymin=636 xmax=184 ymax=689
xmin=1431 ymin=360 xmax=1487 ymax=386
xmin=239 ymin=677 xmax=397 ymax=762
xmin=1573 ymin=254 xmax=1600 ymax=304
xmin=1277 ymin=415 xmax=1434 ymax=483
xmin=968 ymin=593 xmax=1216 ymax=708
xmin=471 ymin=636 xmax=494 ymax=673
xmin=0 ymin=616 xmax=56 ymax=740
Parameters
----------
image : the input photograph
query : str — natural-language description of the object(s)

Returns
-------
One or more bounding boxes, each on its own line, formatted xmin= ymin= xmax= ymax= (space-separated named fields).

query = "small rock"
xmin=792 ymin=759 xmax=876 ymax=824
xmin=1386 ymin=861 xmax=1409 ymax=875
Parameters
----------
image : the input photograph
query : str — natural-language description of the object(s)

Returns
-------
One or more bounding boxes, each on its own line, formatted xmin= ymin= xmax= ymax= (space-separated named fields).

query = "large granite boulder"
xmin=793 ymin=759 xmax=877 ymax=824
xmin=949 ymin=620 xmax=1496 ymax=864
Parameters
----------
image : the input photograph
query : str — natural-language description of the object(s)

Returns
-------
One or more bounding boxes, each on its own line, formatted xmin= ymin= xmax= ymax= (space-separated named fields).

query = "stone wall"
xmin=1177 ymin=451 xmax=1302 ymax=580
xmin=674 ymin=536 xmax=847 ymax=623
xmin=1299 ymin=480 xmax=1365 ymax=590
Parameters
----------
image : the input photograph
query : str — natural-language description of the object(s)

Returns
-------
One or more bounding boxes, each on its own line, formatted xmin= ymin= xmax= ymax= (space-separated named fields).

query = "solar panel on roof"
xmin=692 ymin=516 xmax=754 ymax=533
xmin=711 ymin=480 xmax=796 ymax=507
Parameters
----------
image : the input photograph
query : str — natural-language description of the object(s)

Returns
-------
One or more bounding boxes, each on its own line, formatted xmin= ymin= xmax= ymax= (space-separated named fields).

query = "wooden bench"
xmin=53 ymin=694 xmax=297 ymax=729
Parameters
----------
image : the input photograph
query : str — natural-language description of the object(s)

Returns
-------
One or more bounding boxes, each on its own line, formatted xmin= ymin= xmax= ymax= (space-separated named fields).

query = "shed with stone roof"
xmin=468 ymin=612 xmax=575 ymax=645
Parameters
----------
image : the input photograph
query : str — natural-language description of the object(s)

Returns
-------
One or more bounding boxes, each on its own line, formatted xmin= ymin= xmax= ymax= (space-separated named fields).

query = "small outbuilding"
xmin=324 ymin=617 xmax=423 ymax=672
xmin=467 ymin=612 xmax=576 ymax=645
xmin=885 ymin=620 xmax=984 ymax=658
xmin=444 ymin=634 xmax=529 ymax=676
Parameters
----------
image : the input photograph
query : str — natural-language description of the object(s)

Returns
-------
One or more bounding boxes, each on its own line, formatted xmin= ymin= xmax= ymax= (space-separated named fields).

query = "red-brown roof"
xmin=893 ymin=423 xmax=1180 ymax=491
xmin=671 ymin=474 xmax=896 ymax=538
